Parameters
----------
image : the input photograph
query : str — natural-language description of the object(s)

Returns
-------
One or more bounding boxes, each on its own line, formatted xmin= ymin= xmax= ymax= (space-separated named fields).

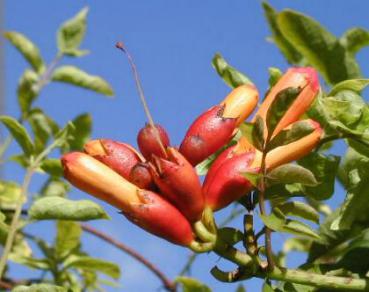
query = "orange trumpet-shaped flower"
xmin=180 ymin=84 xmax=259 ymax=166
xmin=149 ymin=147 xmax=204 ymax=222
xmin=203 ymin=119 xmax=323 ymax=211
xmin=61 ymin=152 xmax=194 ymax=246
xmin=253 ymin=67 xmax=319 ymax=137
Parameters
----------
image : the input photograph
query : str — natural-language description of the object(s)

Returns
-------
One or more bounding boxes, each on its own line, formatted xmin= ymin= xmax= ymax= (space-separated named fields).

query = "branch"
xmin=81 ymin=224 xmax=176 ymax=292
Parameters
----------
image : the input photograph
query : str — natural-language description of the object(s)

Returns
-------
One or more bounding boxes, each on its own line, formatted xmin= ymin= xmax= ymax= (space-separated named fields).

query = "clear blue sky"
xmin=3 ymin=1 xmax=369 ymax=291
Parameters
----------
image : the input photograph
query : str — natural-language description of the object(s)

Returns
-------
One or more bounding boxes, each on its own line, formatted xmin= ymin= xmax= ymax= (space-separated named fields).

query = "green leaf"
xmin=252 ymin=116 xmax=265 ymax=150
xmin=52 ymin=66 xmax=114 ymax=96
xmin=64 ymin=255 xmax=120 ymax=279
xmin=12 ymin=284 xmax=67 ymax=292
xmin=0 ymin=180 xmax=22 ymax=206
xmin=262 ymin=2 xmax=303 ymax=64
xmin=212 ymin=53 xmax=253 ymax=88
xmin=176 ymin=276 xmax=211 ymax=292
xmin=262 ymin=282 xmax=275 ymax=292
xmin=242 ymin=171 xmax=261 ymax=188
xmin=331 ymin=147 xmax=369 ymax=230
xmin=335 ymin=229 xmax=369 ymax=274
xmin=57 ymin=7 xmax=89 ymax=56
xmin=39 ymin=159 xmax=63 ymax=177
xmin=276 ymin=201 xmax=319 ymax=223
xmin=236 ymin=284 xmax=246 ymax=292
xmin=29 ymin=197 xmax=110 ymax=221
xmin=298 ymin=153 xmax=340 ymax=200
xmin=4 ymin=31 xmax=45 ymax=73
xmin=266 ymin=87 xmax=302 ymax=136
xmin=340 ymin=27 xmax=369 ymax=55
xmin=329 ymin=79 xmax=369 ymax=96
xmin=324 ymin=90 xmax=365 ymax=127
xmin=17 ymin=69 xmax=39 ymax=118
xmin=28 ymin=108 xmax=59 ymax=153
xmin=277 ymin=9 xmax=361 ymax=84
xmin=55 ymin=221 xmax=81 ymax=259
xmin=40 ymin=178 xmax=70 ymax=197
xmin=268 ymin=67 xmax=282 ymax=87
xmin=0 ymin=116 xmax=34 ymax=156
xmin=267 ymin=120 xmax=315 ymax=151
xmin=260 ymin=209 xmax=320 ymax=240
xmin=10 ymin=256 xmax=50 ymax=270
xmin=218 ymin=227 xmax=243 ymax=246
xmin=68 ymin=113 xmax=92 ymax=151
xmin=267 ymin=164 xmax=318 ymax=187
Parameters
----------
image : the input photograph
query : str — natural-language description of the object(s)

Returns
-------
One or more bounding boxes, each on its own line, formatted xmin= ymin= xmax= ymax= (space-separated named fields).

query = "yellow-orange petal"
xmin=61 ymin=152 xmax=140 ymax=211
xmin=84 ymin=140 xmax=106 ymax=156
xmin=221 ymin=84 xmax=259 ymax=126
xmin=250 ymin=120 xmax=323 ymax=170
xmin=252 ymin=67 xmax=319 ymax=137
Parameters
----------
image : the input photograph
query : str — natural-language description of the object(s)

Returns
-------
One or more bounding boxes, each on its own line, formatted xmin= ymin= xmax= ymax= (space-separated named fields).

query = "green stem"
xmin=261 ymin=267 xmax=369 ymax=291
xmin=0 ymin=134 xmax=64 ymax=276
xmin=0 ymin=168 xmax=34 ymax=277
xmin=213 ymin=238 xmax=253 ymax=267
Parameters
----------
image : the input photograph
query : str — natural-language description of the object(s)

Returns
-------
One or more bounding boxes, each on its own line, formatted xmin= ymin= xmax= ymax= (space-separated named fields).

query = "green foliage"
xmin=12 ymin=284 xmax=67 ymax=292
xmin=0 ymin=116 xmax=34 ymax=156
xmin=266 ymin=164 xmax=318 ymax=187
xmin=267 ymin=120 xmax=315 ymax=151
xmin=176 ymin=276 xmax=212 ymax=292
xmin=4 ymin=31 xmax=45 ymax=73
xmin=57 ymin=7 xmax=89 ymax=57
xmin=52 ymin=65 xmax=114 ymax=96
xmin=260 ymin=208 xmax=320 ymax=240
xmin=212 ymin=53 xmax=253 ymax=88
xmin=340 ymin=27 xmax=369 ymax=55
xmin=29 ymin=197 xmax=110 ymax=221
xmin=265 ymin=87 xmax=302 ymax=137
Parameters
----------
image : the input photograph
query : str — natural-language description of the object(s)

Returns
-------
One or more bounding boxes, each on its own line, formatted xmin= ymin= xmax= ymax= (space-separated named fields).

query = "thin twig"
xmin=81 ymin=223 xmax=176 ymax=292
xmin=259 ymin=150 xmax=274 ymax=271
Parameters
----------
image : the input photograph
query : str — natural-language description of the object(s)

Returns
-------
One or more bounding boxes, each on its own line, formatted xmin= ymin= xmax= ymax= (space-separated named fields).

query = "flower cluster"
xmin=61 ymin=67 xmax=322 ymax=247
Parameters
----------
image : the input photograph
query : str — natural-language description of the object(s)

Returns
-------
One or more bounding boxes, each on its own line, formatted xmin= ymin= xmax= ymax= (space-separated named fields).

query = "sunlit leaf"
xmin=298 ymin=153 xmax=340 ymax=200
xmin=17 ymin=69 xmax=39 ymax=118
xmin=0 ymin=115 xmax=34 ymax=156
xmin=267 ymin=120 xmax=315 ymax=151
xmin=40 ymin=178 xmax=70 ymax=197
xmin=266 ymin=87 xmax=302 ymax=136
xmin=212 ymin=53 xmax=253 ymax=88
xmin=262 ymin=2 xmax=303 ymax=64
xmin=340 ymin=27 xmax=369 ymax=55
xmin=176 ymin=276 xmax=211 ymax=292
xmin=29 ymin=197 xmax=110 ymax=221
xmin=267 ymin=164 xmax=318 ymax=187
xmin=4 ymin=31 xmax=45 ymax=73
xmin=12 ymin=284 xmax=66 ymax=292
xmin=268 ymin=67 xmax=282 ymax=87
xmin=67 ymin=113 xmax=92 ymax=151
xmin=52 ymin=66 xmax=114 ymax=96
xmin=64 ymin=255 xmax=120 ymax=279
xmin=55 ymin=221 xmax=81 ymax=259
xmin=57 ymin=7 xmax=89 ymax=57
xmin=39 ymin=159 xmax=63 ymax=177
xmin=329 ymin=79 xmax=369 ymax=96
xmin=276 ymin=201 xmax=319 ymax=223
xmin=277 ymin=10 xmax=361 ymax=84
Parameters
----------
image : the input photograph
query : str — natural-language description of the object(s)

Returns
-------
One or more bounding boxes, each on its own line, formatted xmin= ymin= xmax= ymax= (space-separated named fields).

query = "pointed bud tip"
xmin=291 ymin=67 xmax=319 ymax=92
xmin=84 ymin=140 xmax=106 ymax=156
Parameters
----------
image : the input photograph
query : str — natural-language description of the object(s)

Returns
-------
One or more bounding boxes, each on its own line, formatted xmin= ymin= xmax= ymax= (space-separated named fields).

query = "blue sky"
xmin=3 ymin=1 xmax=369 ymax=291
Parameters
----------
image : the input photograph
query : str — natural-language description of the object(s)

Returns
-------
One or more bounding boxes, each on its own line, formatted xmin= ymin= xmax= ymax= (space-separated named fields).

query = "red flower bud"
xmin=129 ymin=162 xmax=155 ymax=190
xmin=84 ymin=139 xmax=143 ymax=180
xmin=137 ymin=124 xmax=170 ymax=160
xmin=149 ymin=147 xmax=204 ymax=222
xmin=180 ymin=85 xmax=258 ymax=166
xmin=253 ymin=67 xmax=319 ymax=137
xmin=61 ymin=152 xmax=194 ymax=246
xmin=203 ymin=149 xmax=257 ymax=211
